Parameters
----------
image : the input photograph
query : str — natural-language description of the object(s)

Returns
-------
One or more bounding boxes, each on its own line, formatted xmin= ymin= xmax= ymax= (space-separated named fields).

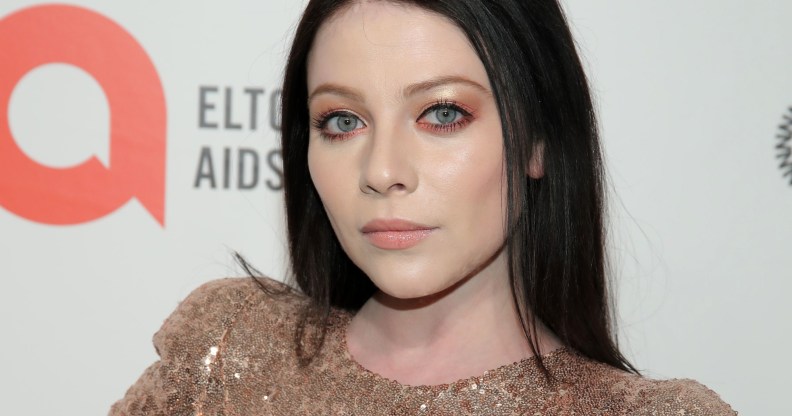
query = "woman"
xmin=110 ymin=0 xmax=736 ymax=414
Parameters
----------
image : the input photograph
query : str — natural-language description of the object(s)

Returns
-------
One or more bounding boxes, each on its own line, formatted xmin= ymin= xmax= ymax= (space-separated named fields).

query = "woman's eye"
xmin=422 ymin=105 xmax=463 ymax=125
xmin=325 ymin=113 xmax=364 ymax=134
xmin=311 ymin=110 xmax=367 ymax=140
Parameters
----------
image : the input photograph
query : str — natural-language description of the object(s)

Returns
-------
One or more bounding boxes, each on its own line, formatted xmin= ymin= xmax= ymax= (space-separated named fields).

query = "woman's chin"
xmin=369 ymin=275 xmax=460 ymax=305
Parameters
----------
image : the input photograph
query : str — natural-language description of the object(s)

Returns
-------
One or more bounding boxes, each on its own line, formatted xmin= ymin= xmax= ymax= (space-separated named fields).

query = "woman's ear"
xmin=528 ymin=142 xmax=544 ymax=179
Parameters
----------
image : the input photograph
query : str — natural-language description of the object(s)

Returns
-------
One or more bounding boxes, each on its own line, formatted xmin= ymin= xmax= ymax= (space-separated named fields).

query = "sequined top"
xmin=109 ymin=277 xmax=736 ymax=415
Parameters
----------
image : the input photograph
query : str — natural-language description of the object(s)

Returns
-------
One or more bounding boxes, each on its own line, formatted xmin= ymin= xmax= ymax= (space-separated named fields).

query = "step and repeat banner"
xmin=0 ymin=1 xmax=788 ymax=414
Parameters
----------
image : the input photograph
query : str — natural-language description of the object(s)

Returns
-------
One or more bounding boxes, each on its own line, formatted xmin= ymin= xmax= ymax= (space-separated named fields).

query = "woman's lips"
xmin=361 ymin=219 xmax=436 ymax=250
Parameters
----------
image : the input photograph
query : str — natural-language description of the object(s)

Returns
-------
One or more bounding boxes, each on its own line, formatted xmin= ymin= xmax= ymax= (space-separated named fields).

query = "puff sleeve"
xmin=108 ymin=278 xmax=258 ymax=416
xmin=634 ymin=378 xmax=737 ymax=415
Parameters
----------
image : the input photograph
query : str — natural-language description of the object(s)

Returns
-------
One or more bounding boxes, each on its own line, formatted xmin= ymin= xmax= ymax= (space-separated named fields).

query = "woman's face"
xmin=307 ymin=1 xmax=507 ymax=299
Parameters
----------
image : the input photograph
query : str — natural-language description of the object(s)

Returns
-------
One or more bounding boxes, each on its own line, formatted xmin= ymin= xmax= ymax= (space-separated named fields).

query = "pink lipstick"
xmin=361 ymin=219 xmax=436 ymax=250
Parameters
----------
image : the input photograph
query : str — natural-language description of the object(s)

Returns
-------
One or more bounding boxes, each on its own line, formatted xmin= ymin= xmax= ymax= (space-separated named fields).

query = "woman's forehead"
xmin=306 ymin=1 xmax=490 ymax=97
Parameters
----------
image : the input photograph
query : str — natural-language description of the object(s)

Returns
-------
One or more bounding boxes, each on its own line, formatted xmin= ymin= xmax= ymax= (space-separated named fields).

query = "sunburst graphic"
xmin=776 ymin=107 xmax=792 ymax=185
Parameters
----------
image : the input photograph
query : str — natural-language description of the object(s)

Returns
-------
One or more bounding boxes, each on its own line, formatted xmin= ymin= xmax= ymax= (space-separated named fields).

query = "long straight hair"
xmin=265 ymin=0 xmax=638 ymax=375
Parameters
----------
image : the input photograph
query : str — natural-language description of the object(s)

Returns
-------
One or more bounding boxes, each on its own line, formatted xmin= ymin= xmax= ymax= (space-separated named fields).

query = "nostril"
xmin=361 ymin=181 xmax=408 ymax=195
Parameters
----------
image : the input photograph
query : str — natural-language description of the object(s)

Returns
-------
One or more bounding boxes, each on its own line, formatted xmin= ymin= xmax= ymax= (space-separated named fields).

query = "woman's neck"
xmin=345 ymin=250 xmax=563 ymax=386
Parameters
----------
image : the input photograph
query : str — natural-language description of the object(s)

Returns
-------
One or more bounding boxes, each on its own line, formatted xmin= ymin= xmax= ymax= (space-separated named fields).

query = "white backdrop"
xmin=0 ymin=1 xmax=788 ymax=414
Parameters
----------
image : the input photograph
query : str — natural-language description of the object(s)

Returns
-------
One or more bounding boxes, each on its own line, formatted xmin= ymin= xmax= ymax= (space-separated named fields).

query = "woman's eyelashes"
xmin=311 ymin=111 xmax=366 ymax=141
xmin=311 ymin=100 xmax=474 ymax=141
xmin=417 ymin=101 xmax=473 ymax=134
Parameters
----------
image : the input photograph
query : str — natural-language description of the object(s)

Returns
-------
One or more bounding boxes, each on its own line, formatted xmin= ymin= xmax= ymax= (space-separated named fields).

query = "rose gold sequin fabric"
xmin=109 ymin=277 xmax=737 ymax=415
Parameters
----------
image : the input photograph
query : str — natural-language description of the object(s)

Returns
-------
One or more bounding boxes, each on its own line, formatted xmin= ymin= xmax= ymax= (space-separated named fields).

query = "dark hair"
xmin=262 ymin=0 xmax=639 ymax=375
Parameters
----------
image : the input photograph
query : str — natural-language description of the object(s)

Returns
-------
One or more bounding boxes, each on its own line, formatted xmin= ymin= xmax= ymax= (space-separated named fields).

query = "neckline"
xmin=331 ymin=310 xmax=571 ymax=391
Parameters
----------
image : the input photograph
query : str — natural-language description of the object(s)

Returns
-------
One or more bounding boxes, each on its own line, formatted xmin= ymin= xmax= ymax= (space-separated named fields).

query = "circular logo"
xmin=0 ymin=5 xmax=166 ymax=225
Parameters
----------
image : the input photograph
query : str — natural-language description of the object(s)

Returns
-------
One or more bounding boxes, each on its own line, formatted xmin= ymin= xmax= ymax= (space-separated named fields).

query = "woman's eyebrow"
xmin=403 ymin=75 xmax=491 ymax=97
xmin=308 ymin=75 xmax=491 ymax=104
xmin=308 ymin=84 xmax=364 ymax=104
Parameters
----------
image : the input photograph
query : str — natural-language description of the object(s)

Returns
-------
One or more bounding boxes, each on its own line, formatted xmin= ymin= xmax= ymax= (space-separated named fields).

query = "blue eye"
xmin=326 ymin=113 xmax=363 ymax=133
xmin=424 ymin=105 xmax=462 ymax=125
xmin=416 ymin=102 xmax=472 ymax=134
xmin=311 ymin=111 xmax=367 ymax=141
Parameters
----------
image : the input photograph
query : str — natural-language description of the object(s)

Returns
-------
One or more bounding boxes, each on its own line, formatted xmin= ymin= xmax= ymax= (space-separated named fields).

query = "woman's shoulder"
xmin=109 ymin=276 xmax=306 ymax=415
xmin=631 ymin=377 xmax=737 ymax=415
xmin=176 ymin=275 xmax=302 ymax=314
xmin=554 ymin=350 xmax=736 ymax=415
xmin=152 ymin=276 xmax=305 ymax=359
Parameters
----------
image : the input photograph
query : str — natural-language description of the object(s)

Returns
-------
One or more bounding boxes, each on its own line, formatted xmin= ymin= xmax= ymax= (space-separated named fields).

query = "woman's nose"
xmin=359 ymin=125 xmax=418 ymax=196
